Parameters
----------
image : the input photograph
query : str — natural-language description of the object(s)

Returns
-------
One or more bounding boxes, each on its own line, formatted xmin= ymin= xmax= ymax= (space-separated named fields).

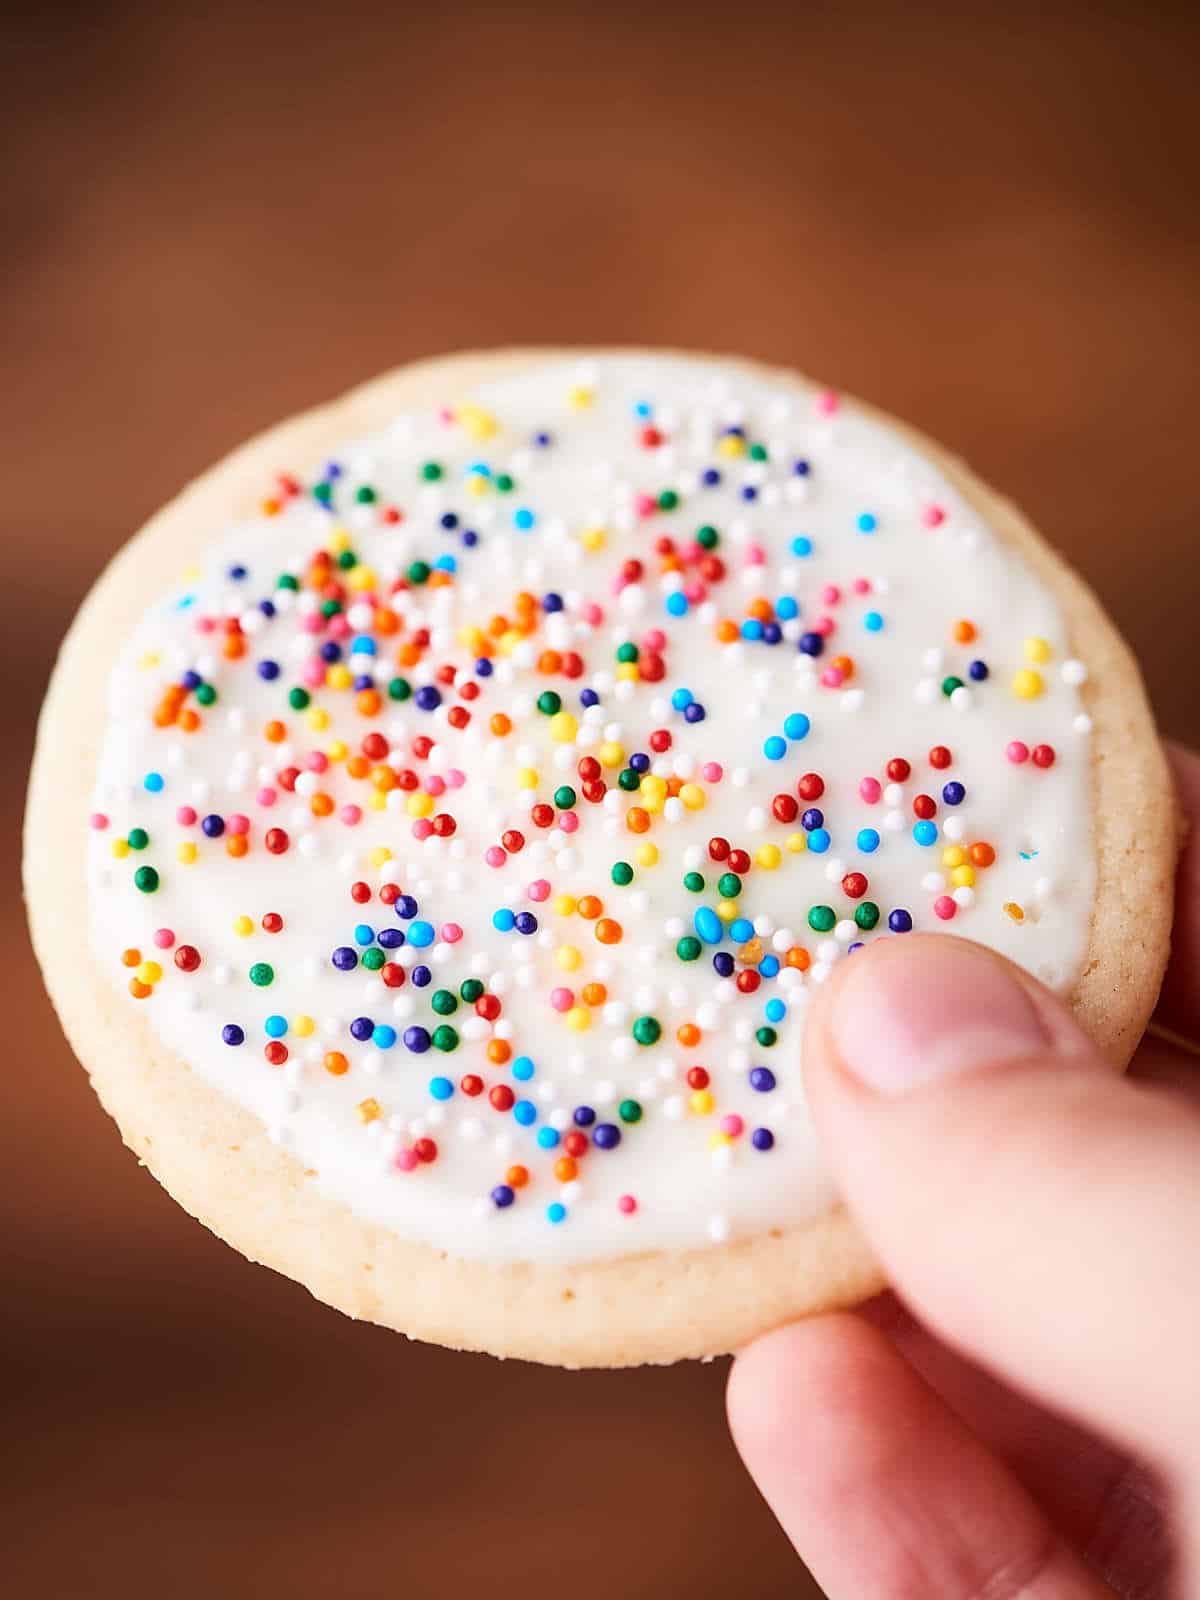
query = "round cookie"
xmin=25 ymin=350 xmax=1175 ymax=1367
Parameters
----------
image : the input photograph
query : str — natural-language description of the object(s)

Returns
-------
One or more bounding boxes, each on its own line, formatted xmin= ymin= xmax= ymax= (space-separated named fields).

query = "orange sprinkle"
xmin=356 ymin=688 xmax=381 ymax=716
xmin=677 ymin=1022 xmax=701 ymax=1048
xmin=261 ymin=497 xmax=282 ymax=516
xmin=625 ymin=806 xmax=650 ymax=833
xmin=371 ymin=765 xmax=396 ymax=792
xmin=264 ymin=720 xmax=287 ymax=743
xmin=785 ymin=945 xmax=812 ymax=971
xmin=489 ymin=712 xmax=512 ymax=737
xmin=952 ymin=619 xmax=977 ymax=644
xmin=746 ymin=596 xmax=773 ymax=622
xmin=374 ymin=607 xmax=399 ymax=635
xmin=487 ymin=1039 xmax=512 ymax=1065
xmin=537 ymin=650 xmax=562 ymax=674
xmin=345 ymin=754 xmax=370 ymax=779
xmin=506 ymin=1165 xmax=530 ymax=1189
xmin=487 ymin=614 xmax=509 ymax=638
xmin=594 ymin=918 xmax=622 ymax=945
xmin=226 ymin=835 xmax=249 ymax=858
xmin=581 ymin=982 xmax=607 ymax=1007
xmin=969 ymin=841 xmax=997 ymax=868
xmin=121 ymin=948 xmax=141 ymax=968
xmin=222 ymin=635 xmax=246 ymax=660
xmin=323 ymin=1051 xmax=349 ymax=1076
xmin=554 ymin=1157 xmax=578 ymax=1183
xmin=128 ymin=978 xmax=152 ymax=999
xmin=397 ymin=642 xmax=423 ymax=667
xmin=311 ymin=792 xmax=335 ymax=817
xmin=576 ymin=895 xmax=603 ymax=920
xmin=831 ymin=654 xmax=854 ymax=679
xmin=715 ymin=618 xmax=739 ymax=644
xmin=177 ymin=708 xmax=201 ymax=733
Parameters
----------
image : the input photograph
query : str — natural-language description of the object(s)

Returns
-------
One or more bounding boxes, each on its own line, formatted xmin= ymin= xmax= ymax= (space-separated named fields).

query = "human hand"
xmin=728 ymin=745 xmax=1200 ymax=1599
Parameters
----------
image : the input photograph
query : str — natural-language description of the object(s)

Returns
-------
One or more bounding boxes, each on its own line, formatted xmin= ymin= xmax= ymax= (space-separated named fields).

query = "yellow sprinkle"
xmin=716 ymin=899 xmax=739 ymax=923
xmin=368 ymin=846 xmax=393 ymax=867
xmin=690 ymin=1089 xmax=715 ymax=1115
xmin=459 ymin=625 xmax=487 ymax=651
xmin=1011 ymin=668 xmax=1044 ymax=700
xmin=328 ymin=527 xmax=352 ymax=553
xmin=549 ymin=711 xmax=578 ymax=743
xmin=615 ymin=661 xmax=639 ymax=682
xmin=755 ymin=843 xmax=782 ymax=869
xmin=1004 ymin=901 xmax=1026 ymax=923
xmin=180 ymin=565 xmax=202 ymax=581
xmin=678 ymin=783 xmax=706 ymax=810
xmin=498 ymin=628 xmax=523 ymax=655
xmin=406 ymin=792 xmax=434 ymax=818
xmin=565 ymin=1006 xmax=591 ymax=1032
xmin=293 ymin=1015 xmax=315 ymax=1038
xmin=467 ymin=475 xmax=490 ymax=498
xmin=634 ymin=842 xmax=659 ymax=867
xmin=233 ymin=915 xmax=254 ymax=937
xmin=368 ymin=790 xmax=387 ymax=811
xmin=517 ymin=766 xmax=539 ymax=789
xmin=326 ymin=739 xmax=349 ymax=762
xmin=553 ymin=893 xmax=577 ymax=916
xmin=942 ymin=845 xmax=966 ymax=869
xmin=458 ymin=403 xmax=498 ymax=440
xmin=709 ymin=1131 xmax=734 ymax=1149
xmin=176 ymin=841 xmax=197 ymax=865
xmin=1023 ymin=636 xmax=1052 ymax=664
xmin=950 ymin=864 xmax=976 ymax=888
xmin=738 ymin=938 xmax=764 ymax=966
xmin=136 ymin=961 xmax=163 ymax=985
xmin=717 ymin=434 xmax=746 ymax=458
xmin=640 ymin=775 xmax=668 ymax=813
xmin=347 ymin=565 xmax=376 ymax=592
xmin=598 ymin=741 xmax=624 ymax=769
xmin=326 ymin=664 xmax=353 ymax=691
xmin=556 ymin=945 xmax=582 ymax=972
xmin=579 ymin=526 xmax=607 ymax=552
xmin=137 ymin=650 xmax=161 ymax=670
xmin=568 ymin=384 xmax=594 ymax=410
xmin=357 ymin=1097 xmax=383 ymax=1124
xmin=110 ymin=838 xmax=130 ymax=859
xmin=785 ymin=831 xmax=807 ymax=853
xmin=305 ymin=707 xmax=329 ymax=731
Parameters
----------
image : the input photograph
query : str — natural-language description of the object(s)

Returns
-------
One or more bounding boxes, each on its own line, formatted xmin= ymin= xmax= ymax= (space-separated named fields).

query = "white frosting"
xmin=87 ymin=355 xmax=1094 ymax=1263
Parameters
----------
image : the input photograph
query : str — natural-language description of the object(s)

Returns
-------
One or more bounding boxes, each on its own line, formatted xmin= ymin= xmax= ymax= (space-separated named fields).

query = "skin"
xmin=727 ymin=745 xmax=1200 ymax=1600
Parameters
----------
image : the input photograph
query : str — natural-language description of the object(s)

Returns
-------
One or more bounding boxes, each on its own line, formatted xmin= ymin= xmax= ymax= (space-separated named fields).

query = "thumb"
xmin=804 ymin=934 xmax=1200 ymax=1467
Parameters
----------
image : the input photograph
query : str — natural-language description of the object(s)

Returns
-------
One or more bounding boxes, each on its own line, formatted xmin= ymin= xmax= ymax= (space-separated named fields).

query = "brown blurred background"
xmin=6 ymin=3 xmax=1199 ymax=1596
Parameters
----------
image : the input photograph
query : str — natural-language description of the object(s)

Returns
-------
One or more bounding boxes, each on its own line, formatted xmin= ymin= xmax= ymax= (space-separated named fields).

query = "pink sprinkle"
xmin=852 ymin=577 xmax=871 ymax=595
xmin=175 ymin=806 xmax=197 ymax=826
xmin=814 ymin=615 xmax=836 ymax=636
xmin=617 ymin=1194 xmax=637 ymax=1215
xmin=923 ymin=504 xmax=947 ymax=528
xmin=558 ymin=811 xmax=579 ymax=834
xmin=411 ymin=818 xmax=432 ymax=840
xmin=89 ymin=812 xmax=110 ymax=831
xmin=485 ymin=846 xmax=507 ymax=868
xmin=634 ymin=492 xmax=657 ymax=518
xmin=305 ymin=751 xmax=329 ymax=773
xmin=301 ymin=612 xmax=323 ymax=635
xmin=152 ymin=928 xmax=175 ymax=949
xmin=341 ymin=805 xmax=363 ymax=826
xmin=719 ymin=1114 xmax=745 ymax=1138
xmin=1006 ymin=740 xmax=1030 ymax=764
xmin=256 ymin=787 xmax=277 ymax=807
xmin=820 ymin=666 xmax=845 ymax=688
xmin=445 ymin=768 xmax=466 ymax=789
xmin=425 ymin=774 xmax=446 ymax=797
xmin=821 ymin=584 xmax=842 ymax=605
xmin=701 ymin=762 xmax=723 ymax=783
xmin=328 ymin=613 xmax=351 ymax=638
xmin=815 ymin=388 xmax=840 ymax=416
xmin=642 ymin=628 xmax=666 ymax=652
xmin=394 ymin=1148 xmax=419 ymax=1173
xmin=440 ymin=923 xmax=463 ymax=943
xmin=859 ymin=777 xmax=882 ymax=804
xmin=226 ymin=813 xmax=250 ymax=835
xmin=683 ymin=578 xmax=707 ymax=603
xmin=438 ymin=406 xmax=455 ymax=425
xmin=745 ymin=542 xmax=767 ymax=566
xmin=527 ymin=879 xmax=551 ymax=902
xmin=196 ymin=617 xmax=216 ymax=634
xmin=580 ymin=601 xmax=604 ymax=626
xmin=934 ymin=895 xmax=958 ymax=921
xmin=302 ymin=659 xmax=325 ymax=686
xmin=550 ymin=987 xmax=574 ymax=1013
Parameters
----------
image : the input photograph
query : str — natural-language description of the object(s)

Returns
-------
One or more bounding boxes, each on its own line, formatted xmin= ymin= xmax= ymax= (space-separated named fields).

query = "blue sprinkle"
xmin=671 ymin=687 xmax=694 ymax=711
xmin=537 ymin=1126 xmax=560 ymax=1149
xmin=665 ymin=592 xmax=689 ymax=617
xmin=264 ymin=1015 xmax=287 ymax=1038
xmin=492 ymin=908 xmax=515 ymax=933
xmin=969 ymin=659 xmax=989 ymax=681
xmin=741 ymin=619 xmax=764 ymax=642
xmin=491 ymin=1185 xmax=515 ymax=1208
xmin=807 ymin=828 xmax=831 ymax=853
xmin=546 ymin=1202 xmax=567 ymax=1224
xmin=407 ymin=920 xmax=435 ymax=947
xmin=942 ymin=781 xmax=966 ymax=806
xmin=513 ymin=507 xmax=536 ymax=531
xmin=791 ymin=535 xmax=813 ymax=557
xmin=889 ymin=909 xmax=914 ymax=933
xmin=694 ymin=906 xmax=724 ymax=945
xmin=351 ymin=635 xmax=376 ymax=656
xmin=429 ymin=1076 xmax=454 ymax=1101
xmin=143 ymin=772 xmax=164 ymax=793
xmin=353 ymin=923 xmax=374 ymax=946
xmin=913 ymin=821 xmax=939 ymax=847
xmin=763 ymin=735 xmax=787 ymax=761
xmin=863 ymin=610 xmax=884 ymax=632
xmin=857 ymin=512 xmax=878 ymax=533
xmin=758 ymin=955 xmax=780 ymax=978
xmin=783 ymin=712 xmax=810 ymax=741
xmin=764 ymin=998 xmax=786 ymax=1022
xmin=511 ymin=1055 xmax=535 ymax=1081
xmin=513 ymin=1099 xmax=537 ymax=1126
xmin=372 ymin=1025 xmax=397 ymax=1049
xmin=856 ymin=828 xmax=881 ymax=853
xmin=776 ymin=596 xmax=799 ymax=621
xmin=729 ymin=917 xmax=755 ymax=944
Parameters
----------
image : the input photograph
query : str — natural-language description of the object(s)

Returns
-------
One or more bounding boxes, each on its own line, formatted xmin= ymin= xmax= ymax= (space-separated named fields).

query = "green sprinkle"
xmin=807 ymin=904 xmax=836 ymax=933
xmin=354 ymin=485 xmax=376 ymax=503
xmin=133 ymin=865 xmax=159 ymax=893
xmin=127 ymin=828 xmax=149 ymax=851
xmin=717 ymin=872 xmax=742 ymax=900
xmin=537 ymin=690 xmax=562 ymax=716
xmin=854 ymin=901 xmax=880 ymax=930
xmin=388 ymin=676 xmax=412 ymax=701
xmin=336 ymin=549 xmax=357 ymax=570
xmin=611 ymin=861 xmax=634 ymax=886
xmin=194 ymin=683 xmax=217 ymax=706
xmin=494 ymin=473 xmax=514 ymax=493
xmin=249 ymin=962 xmax=274 ymax=987
xmin=459 ymin=978 xmax=484 ymax=1003
xmin=432 ymin=1024 xmax=459 ymax=1052
xmin=631 ymin=1015 xmax=661 ymax=1046
xmin=683 ymin=871 xmax=706 ymax=893
xmin=615 ymin=641 xmax=639 ymax=664
xmin=320 ymin=598 xmax=341 ymax=618
xmin=618 ymin=1099 xmax=643 ymax=1124
xmin=941 ymin=675 xmax=964 ymax=697
xmin=755 ymin=1026 xmax=777 ymax=1048
xmin=695 ymin=524 xmax=719 ymax=549
xmin=420 ymin=461 xmax=443 ymax=481
xmin=553 ymin=785 xmax=577 ymax=810
xmin=676 ymin=936 xmax=702 ymax=962
xmin=617 ymin=767 xmax=640 ymax=792
xmin=749 ymin=442 xmax=768 ymax=461
xmin=361 ymin=948 xmax=385 ymax=972
xmin=288 ymin=687 xmax=310 ymax=710
xmin=312 ymin=481 xmax=333 ymax=504
xmin=657 ymin=489 xmax=679 ymax=510
xmin=431 ymin=989 xmax=458 ymax=1016
xmin=407 ymin=561 xmax=431 ymax=585
xmin=277 ymin=574 xmax=299 ymax=592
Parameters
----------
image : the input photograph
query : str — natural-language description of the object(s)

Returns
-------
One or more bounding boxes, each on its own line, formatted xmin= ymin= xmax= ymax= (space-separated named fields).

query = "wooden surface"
xmin=6 ymin=5 xmax=1198 ymax=1597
